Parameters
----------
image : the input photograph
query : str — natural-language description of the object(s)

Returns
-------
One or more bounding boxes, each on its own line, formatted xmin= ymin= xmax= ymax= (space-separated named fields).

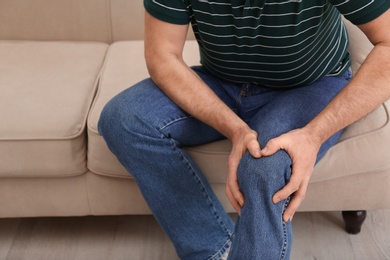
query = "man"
xmin=98 ymin=0 xmax=390 ymax=259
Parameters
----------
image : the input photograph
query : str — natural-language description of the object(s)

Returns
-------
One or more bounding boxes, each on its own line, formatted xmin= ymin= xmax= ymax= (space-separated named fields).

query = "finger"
xmin=272 ymin=173 xmax=302 ymax=204
xmin=247 ymin=139 xmax=261 ymax=158
xmin=225 ymin=185 xmax=242 ymax=215
xmin=227 ymin=154 xmax=245 ymax=208
xmin=227 ymin=177 xmax=245 ymax=207
xmin=228 ymin=154 xmax=244 ymax=205
xmin=282 ymin=178 xmax=309 ymax=222
xmin=261 ymin=137 xmax=283 ymax=157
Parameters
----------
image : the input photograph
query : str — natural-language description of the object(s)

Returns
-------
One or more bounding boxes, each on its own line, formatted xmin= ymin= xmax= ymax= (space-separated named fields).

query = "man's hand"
xmin=226 ymin=127 xmax=261 ymax=215
xmin=261 ymin=128 xmax=322 ymax=222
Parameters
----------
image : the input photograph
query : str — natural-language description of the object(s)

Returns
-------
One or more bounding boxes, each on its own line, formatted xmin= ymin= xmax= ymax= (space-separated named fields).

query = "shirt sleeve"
xmin=144 ymin=0 xmax=190 ymax=25
xmin=330 ymin=0 xmax=390 ymax=25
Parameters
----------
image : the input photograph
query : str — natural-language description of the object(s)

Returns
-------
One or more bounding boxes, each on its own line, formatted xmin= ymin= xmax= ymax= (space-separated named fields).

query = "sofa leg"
xmin=341 ymin=210 xmax=367 ymax=234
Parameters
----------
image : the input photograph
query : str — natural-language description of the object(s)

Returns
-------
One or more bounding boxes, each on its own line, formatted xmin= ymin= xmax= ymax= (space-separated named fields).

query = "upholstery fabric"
xmin=0 ymin=0 xmax=111 ymax=42
xmin=87 ymin=40 xmax=201 ymax=177
xmin=0 ymin=41 xmax=108 ymax=177
xmin=110 ymin=0 xmax=145 ymax=41
xmin=0 ymin=175 xmax=91 ymax=218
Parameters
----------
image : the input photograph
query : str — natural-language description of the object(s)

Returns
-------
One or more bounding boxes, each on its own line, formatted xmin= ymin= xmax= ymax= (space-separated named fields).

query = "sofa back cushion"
xmin=110 ymin=0 xmax=145 ymax=42
xmin=0 ymin=0 xmax=111 ymax=42
xmin=0 ymin=41 xmax=108 ymax=177
xmin=342 ymin=18 xmax=373 ymax=75
xmin=0 ymin=0 xmax=193 ymax=42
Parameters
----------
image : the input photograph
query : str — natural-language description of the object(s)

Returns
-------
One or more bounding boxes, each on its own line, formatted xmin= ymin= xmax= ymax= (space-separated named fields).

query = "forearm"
xmin=306 ymin=43 xmax=390 ymax=144
xmin=146 ymin=55 xmax=249 ymax=141
xmin=144 ymin=12 xmax=250 ymax=142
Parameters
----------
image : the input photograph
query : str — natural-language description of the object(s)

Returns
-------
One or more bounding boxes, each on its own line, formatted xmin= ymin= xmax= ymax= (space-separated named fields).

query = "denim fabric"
xmin=98 ymin=66 xmax=352 ymax=259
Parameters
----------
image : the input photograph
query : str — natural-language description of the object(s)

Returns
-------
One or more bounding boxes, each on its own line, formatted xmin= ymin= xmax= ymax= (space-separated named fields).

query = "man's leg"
xmin=228 ymin=70 xmax=352 ymax=259
xmin=98 ymin=67 xmax=236 ymax=260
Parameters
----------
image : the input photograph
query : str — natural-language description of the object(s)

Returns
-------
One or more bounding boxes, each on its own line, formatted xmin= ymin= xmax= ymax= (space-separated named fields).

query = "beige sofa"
xmin=1 ymin=0 xmax=389 ymax=234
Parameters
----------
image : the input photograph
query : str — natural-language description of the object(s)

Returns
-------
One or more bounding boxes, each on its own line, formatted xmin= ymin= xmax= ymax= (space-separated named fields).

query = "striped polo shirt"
xmin=144 ymin=0 xmax=390 ymax=87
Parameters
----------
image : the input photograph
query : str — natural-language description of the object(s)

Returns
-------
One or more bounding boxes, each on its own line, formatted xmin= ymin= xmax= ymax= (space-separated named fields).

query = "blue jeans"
xmin=98 ymin=66 xmax=352 ymax=260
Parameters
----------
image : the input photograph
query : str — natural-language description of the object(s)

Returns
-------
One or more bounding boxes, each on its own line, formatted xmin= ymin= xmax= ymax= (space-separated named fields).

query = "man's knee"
xmin=237 ymin=150 xmax=292 ymax=196
xmin=98 ymin=89 xmax=152 ymax=151
xmin=98 ymin=93 xmax=126 ymax=138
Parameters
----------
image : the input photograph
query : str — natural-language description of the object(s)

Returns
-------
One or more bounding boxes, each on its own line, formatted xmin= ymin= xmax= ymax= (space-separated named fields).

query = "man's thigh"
xmin=105 ymin=66 xmax=238 ymax=146
xmin=247 ymin=70 xmax=352 ymax=155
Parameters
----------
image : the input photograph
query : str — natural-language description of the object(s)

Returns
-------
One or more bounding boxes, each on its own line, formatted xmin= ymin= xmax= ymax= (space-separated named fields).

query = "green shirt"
xmin=144 ymin=0 xmax=390 ymax=87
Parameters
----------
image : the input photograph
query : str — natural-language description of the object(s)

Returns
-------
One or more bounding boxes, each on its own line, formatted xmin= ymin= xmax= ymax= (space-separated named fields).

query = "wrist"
xmin=302 ymin=125 xmax=323 ymax=149
xmin=228 ymin=124 xmax=257 ymax=143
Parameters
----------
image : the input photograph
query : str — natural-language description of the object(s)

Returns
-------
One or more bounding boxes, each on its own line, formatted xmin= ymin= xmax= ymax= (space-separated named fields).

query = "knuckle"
xmin=296 ymin=194 xmax=305 ymax=201
xmin=233 ymin=191 xmax=241 ymax=199
xmin=228 ymin=158 xmax=237 ymax=169
xmin=267 ymin=139 xmax=276 ymax=146
xmin=296 ymin=191 xmax=306 ymax=201
xmin=290 ymin=183 xmax=300 ymax=192
xmin=227 ymin=179 xmax=236 ymax=187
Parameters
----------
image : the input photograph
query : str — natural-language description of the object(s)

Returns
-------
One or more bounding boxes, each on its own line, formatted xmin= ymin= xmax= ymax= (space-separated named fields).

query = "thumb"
xmin=248 ymin=139 xmax=261 ymax=158
xmin=261 ymin=138 xmax=282 ymax=156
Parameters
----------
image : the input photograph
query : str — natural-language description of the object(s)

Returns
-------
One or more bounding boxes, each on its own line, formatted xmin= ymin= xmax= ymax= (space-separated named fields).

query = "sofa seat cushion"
xmin=0 ymin=41 xmax=108 ymax=178
xmin=88 ymin=40 xmax=201 ymax=177
xmin=88 ymin=40 xmax=390 ymax=185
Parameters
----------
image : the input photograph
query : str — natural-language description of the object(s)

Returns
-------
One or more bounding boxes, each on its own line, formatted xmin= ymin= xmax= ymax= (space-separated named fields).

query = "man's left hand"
xmin=261 ymin=128 xmax=322 ymax=222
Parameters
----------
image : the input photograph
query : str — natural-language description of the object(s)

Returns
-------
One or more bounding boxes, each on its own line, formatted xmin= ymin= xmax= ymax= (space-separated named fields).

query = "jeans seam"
xmin=167 ymin=135 xmax=234 ymax=238
xmin=208 ymin=237 xmax=232 ymax=260
xmin=158 ymin=115 xmax=192 ymax=131
xmin=156 ymin=114 xmax=234 ymax=258
xmin=280 ymin=196 xmax=291 ymax=260
xmin=154 ymin=107 xmax=235 ymax=250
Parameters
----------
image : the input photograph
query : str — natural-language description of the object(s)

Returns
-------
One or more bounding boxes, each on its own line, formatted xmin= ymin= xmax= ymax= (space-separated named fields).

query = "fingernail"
xmin=262 ymin=147 xmax=268 ymax=153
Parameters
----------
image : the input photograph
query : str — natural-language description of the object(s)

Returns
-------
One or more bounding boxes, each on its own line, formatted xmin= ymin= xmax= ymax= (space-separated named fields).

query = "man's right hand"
xmin=226 ymin=127 xmax=261 ymax=215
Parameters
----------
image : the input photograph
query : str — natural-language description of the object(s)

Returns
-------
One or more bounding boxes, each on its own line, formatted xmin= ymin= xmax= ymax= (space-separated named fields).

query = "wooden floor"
xmin=0 ymin=210 xmax=389 ymax=260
